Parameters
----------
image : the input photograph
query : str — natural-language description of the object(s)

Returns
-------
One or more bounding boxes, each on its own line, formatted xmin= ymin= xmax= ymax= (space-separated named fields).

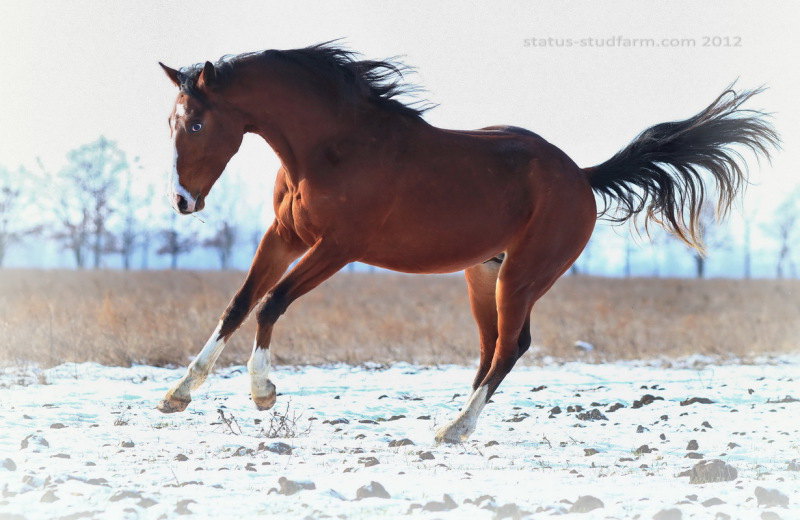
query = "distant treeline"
xmin=1 ymin=136 xmax=798 ymax=278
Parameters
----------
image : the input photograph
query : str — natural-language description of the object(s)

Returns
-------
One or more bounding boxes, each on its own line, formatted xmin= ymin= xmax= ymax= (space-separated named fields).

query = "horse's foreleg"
xmin=157 ymin=222 xmax=305 ymax=413
xmin=247 ymin=242 xmax=350 ymax=410
xmin=248 ymin=240 xmax=351 ymax=410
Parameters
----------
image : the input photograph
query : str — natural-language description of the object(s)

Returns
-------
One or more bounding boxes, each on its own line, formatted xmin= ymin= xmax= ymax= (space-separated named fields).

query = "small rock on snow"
xmin=754 ymin=486 xmax=789 ymax=507
xmin=681 ymin=397 xmax=715 ymax=406
xmin=175 ymin=499 xmax=195 ymax=515
xmin=110 ymin=490 xmax=142 ymax=502
xmin=356 ymin=481 xmax=390 ymax=499
xmin=261 ymin=442 xmax=293 ymax=455
xmin=40 ymin=490 xmax=59 ymax=503
xmin=422 ymin=494 xmax=457 ymax=512
xmin=653 ymin=508 xmax=682 ymax=520
xmin=494 ymin=502 xmax=529 ymax=519
xmin=576 ymin=408 xmax=608 ymax=421
xmin=358 ymin=456 xmax=379 ymax=467
xmin=277 ymin=477 xmax=316 ymax=496
xmin=634 ymin=444 xmax=653 ymax=455
xmin=632 ymin=394 xmax=663 ymax=408
xmin=689 ymin=460 xmax=737 ymax=484
xmin=388 ymin=438 xmax=414 ymax=447
xmin=20 ymin=434 xmax=49 ymax=451
xmin=569 ymin=495 xmax=604 ymax=513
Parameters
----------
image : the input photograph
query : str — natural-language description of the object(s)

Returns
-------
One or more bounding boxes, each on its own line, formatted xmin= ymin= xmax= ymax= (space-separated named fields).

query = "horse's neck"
xmin=234 ymin=63 xmax=424 ymax=174
xmin=250 ymin=95 xmax=407 ymax=174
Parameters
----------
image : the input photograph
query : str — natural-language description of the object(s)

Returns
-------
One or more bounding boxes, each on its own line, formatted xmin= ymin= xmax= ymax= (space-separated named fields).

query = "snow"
xmin=1 ymin=359 xmax=798 ymax=519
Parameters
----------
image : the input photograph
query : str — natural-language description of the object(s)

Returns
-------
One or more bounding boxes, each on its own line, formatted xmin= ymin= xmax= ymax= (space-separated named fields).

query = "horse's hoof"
xmin=252 ymin=381 xmax=278 ymax=410
xmin=253 ymin=393 xmax=277 ymax=411
xmin=157 ymin=395 xmax=190 ymax=413
xmin=434 ymin=426 xmax=465 ymax=444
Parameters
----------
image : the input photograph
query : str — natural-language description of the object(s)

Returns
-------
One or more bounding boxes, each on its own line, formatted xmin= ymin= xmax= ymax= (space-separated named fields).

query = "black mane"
xmin=178 ymin=41 xmax=431 ymax=118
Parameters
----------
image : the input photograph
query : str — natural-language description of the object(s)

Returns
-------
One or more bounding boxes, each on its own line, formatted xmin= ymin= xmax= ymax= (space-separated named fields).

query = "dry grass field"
xmin=0 ymin=269 xmax=797 ymax=368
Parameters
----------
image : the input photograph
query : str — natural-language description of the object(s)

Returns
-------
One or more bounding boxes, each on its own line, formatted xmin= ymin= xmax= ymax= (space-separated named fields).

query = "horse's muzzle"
xmin=174 ymin=194 xmax=204 ymax=214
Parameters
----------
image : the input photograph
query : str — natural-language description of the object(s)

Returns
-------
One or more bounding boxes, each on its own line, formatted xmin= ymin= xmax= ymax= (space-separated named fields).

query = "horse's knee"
xmin=219 ymin=288 xmax=252 ymax=338
xmin=256 ymin=289 xmax=289 ymax=326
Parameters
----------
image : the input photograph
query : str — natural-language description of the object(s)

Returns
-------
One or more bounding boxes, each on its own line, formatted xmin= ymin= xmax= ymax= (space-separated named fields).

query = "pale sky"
xmin=1 ymin=1 xmax=798 ymax=274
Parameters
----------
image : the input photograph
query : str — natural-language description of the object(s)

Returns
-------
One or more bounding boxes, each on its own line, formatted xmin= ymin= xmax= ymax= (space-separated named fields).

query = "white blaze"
xmin=169 ymin=101 xmax=196 ymax=213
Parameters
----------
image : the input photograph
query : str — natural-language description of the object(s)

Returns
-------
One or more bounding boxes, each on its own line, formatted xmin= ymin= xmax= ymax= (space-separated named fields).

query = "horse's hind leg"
xmin=157 ymin=222 xmax=305 ymax=413
xmin=465 ymin=260 xmax=500 ymax=390
xmin=465 ymin=256 xmax=532 ymax=390
xmin=436 ymin=204 xmax=593 ymax=443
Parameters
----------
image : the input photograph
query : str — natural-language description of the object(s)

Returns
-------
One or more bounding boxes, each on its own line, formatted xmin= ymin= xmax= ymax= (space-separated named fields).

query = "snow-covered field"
xmin=1 ymin=359 xmax=798 ymax=519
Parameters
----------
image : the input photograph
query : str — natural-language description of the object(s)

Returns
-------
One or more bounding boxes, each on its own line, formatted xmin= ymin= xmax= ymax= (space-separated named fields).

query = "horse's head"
xmin=160 ymin=61 xmax=245 ymax=214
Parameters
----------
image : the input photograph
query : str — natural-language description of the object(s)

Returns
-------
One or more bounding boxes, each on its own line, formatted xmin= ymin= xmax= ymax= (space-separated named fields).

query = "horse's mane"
xmin=178 ymin=41 xmax=432 ymax=118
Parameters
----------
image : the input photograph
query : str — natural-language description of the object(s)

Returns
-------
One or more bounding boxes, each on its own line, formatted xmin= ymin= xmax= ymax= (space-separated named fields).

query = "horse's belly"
xmin=359 ymin=213 xmax=520 ymax=274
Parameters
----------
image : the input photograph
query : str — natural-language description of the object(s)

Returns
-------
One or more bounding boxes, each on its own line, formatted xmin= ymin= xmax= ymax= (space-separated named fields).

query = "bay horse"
xmin=157 ymin=42 xmax=776 ymax=443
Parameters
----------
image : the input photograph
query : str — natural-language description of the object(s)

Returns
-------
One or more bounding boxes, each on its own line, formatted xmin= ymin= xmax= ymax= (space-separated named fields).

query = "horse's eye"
xmin=190 ymin=122 xmax=203 ymax=133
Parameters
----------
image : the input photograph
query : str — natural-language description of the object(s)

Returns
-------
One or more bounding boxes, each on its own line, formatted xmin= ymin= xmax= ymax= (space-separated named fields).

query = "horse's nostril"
xmin=175 ymin=194 xmax=188 ymax=212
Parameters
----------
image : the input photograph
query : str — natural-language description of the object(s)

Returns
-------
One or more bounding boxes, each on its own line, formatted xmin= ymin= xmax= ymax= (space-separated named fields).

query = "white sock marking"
xmin=436 ymin=385 xmax=488 ymax=442
xmin=247 ymin=343 xmax=273 ymax=400
xmin=166 ymin=322 xmax=226 ymax=400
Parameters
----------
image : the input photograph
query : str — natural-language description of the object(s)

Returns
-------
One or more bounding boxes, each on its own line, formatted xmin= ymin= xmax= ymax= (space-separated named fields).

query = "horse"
xmin=156 ymin=42 xmax=777 ymax=443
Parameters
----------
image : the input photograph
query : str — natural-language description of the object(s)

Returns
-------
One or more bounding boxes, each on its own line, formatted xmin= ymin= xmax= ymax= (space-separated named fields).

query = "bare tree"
xmin=43 ymin=154 xmax=92 ymax=269
xmin=203 ymin=177 xmax=244 ymax=270
xmin=157 ymin=212 xmax=197 ymax=269
xmin=0 ymin=166 xmax=39 ymax=266
xmin=53 ymin=137 xmax=128 ymax=268
xmin=646 ymin=227 xmax=670 ymax=277
xmin=623 ymin=233 xmax=635 ymax=278
xmin=249 ymin=228 xmax=262 ymax=256
xmin=104 ymin=158 xmax=147 ymax=270
xmin=52 ymin=208 xmax=91 ymax=268
xmin=772 ymin=189 xmax=800 ymax=279
xmin=203 ymin=221 xmax=237 ymax=269
xmin=688 ymin=202 xmax=730 ymax=278
xmin=139 ymin=223 xmax=154 ymax=270
xmin=742 ymin=206 xmax=756 ymax=279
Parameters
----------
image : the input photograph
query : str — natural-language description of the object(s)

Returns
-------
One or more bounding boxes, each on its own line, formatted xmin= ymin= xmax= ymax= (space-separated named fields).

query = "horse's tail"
xmin=584 ymin=85 xmax=778 ymax=253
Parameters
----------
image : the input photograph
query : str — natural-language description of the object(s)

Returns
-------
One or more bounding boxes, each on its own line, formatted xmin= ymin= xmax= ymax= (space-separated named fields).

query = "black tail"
xmin=586 ymin=85 xmax=779 ymax=252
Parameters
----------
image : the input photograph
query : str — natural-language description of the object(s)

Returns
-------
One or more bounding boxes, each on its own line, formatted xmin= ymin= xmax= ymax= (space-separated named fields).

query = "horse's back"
xmin=478 ymin=125 xmax=543 ymax=139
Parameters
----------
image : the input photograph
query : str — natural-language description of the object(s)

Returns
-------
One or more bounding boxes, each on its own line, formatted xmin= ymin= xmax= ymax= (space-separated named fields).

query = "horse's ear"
xmin=159 ymin=62 xmax=180 ymax=87
xmin=197 ymin=61 xmax=216 ymax=90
